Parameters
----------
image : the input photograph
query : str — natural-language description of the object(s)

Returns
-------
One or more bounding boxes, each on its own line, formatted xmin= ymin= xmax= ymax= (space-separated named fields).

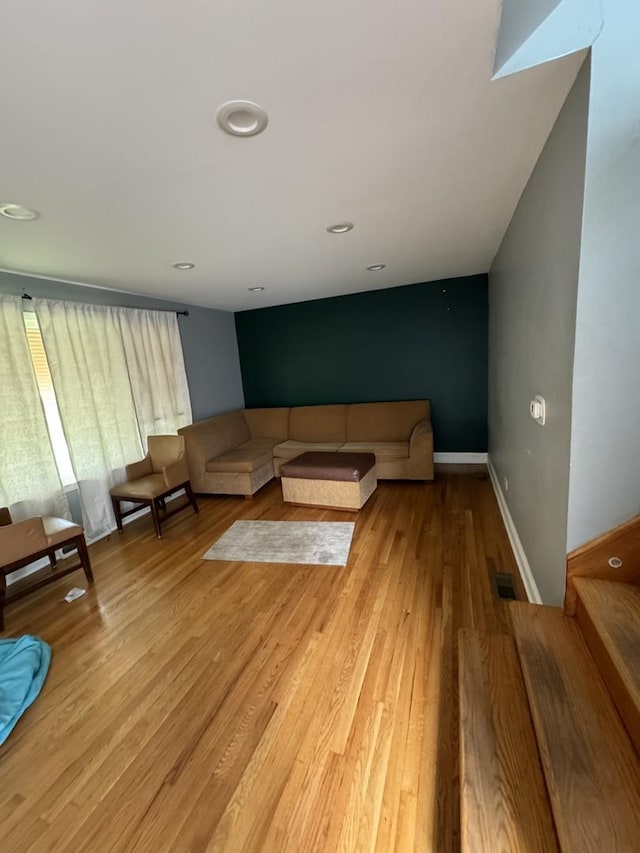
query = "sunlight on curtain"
xmin=117 ymin=308 xmax=192 ymax=437
xmin=0 ymin=295 xmax=70 ymax=520
xmin=35 ymin=300 xmax=144 ymax=538
xmin=23 ymin=311 xmax=76 ymax=487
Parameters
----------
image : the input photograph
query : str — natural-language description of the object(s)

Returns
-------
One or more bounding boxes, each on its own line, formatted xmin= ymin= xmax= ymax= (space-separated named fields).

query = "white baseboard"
xmin=487 ymin=458 xmax=542 ymax=604
xmin=434 ymin=452 xmax=488 ymax=464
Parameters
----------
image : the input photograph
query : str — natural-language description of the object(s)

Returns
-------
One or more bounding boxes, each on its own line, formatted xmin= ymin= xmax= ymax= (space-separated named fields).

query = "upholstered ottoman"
xmin=280 ymin=451 xmax=377 ymax=511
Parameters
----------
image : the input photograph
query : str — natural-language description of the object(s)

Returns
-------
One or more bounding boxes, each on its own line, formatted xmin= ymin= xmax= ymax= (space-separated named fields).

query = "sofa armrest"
xmin=409 ymin=418 xmax=434 ymax=481
xmin=179 ymin=421 xmax=230 ymax=481
xmin=126 ymin=455 xmax=153 ymax=481
xmin=410 ymin=417 xmax=433 ymax=449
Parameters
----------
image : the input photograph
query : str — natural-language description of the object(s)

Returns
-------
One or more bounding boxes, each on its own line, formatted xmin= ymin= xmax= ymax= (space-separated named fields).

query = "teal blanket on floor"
xmin=0 ymin=635 xmax=51 ymax=745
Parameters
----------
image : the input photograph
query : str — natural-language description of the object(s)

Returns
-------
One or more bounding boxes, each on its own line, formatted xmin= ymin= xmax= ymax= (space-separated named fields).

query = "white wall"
xmin=488 ymin=59 xmax=590 ymax=604
xmin=567 ymin=0 xmax=640 ymax=549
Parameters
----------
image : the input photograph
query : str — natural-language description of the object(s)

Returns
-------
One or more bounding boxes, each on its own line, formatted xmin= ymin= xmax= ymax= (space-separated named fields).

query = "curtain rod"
xmin=21 ymin=293 xmax=188 ymax=316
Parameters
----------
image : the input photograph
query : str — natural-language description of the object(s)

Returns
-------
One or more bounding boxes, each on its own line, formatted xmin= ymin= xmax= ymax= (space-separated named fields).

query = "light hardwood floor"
xmin=0 ymin=472 xmax=523 ymax=852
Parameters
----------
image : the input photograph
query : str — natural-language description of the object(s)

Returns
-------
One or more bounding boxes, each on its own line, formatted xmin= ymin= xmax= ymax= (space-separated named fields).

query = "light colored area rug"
xmin=202 ymin=520 xmax=355 ymax=566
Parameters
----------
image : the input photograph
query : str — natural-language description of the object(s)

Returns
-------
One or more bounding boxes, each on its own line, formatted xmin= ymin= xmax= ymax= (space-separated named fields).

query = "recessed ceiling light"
xmin=172 ymin=262 xmax=195 ymax=270
xmin=326 ymin=222 xmax=354 ymax=234
xmin=366 ymin=263 xmax=386 ymax=271
xmin=0 ymin=203 xmax=40 ymax=221
xmin=217 ymin=100 xmax=268 ymax=137
xmin=248 ymin=286 xmax=265 ymax=292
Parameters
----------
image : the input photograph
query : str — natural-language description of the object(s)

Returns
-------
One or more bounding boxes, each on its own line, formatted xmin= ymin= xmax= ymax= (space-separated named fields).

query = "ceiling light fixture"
xmin=172 ymin=262 xmax=195 ymax=270
xmin=326 ymin=222 xmax=354 ymax=234
xmin=0 ymin=203 xmax=40 ymax=221
xmin=217 ymin=100 xmax=269 ymax=137
xmin=366 ymin=263 xmax=386 ymax=271
xmin=248 ymin=286 xmax=265 ymax=292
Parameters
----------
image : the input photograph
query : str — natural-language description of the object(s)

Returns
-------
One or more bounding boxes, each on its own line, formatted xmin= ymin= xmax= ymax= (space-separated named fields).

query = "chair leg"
xmin=111 ymin=496 xmax=123 ymax=533
xmin=185 ymin=482 xmax=199 ymax=515
xmin=76 ymin=535 xmax=94 ymax=584
xmin=0 ymin=572 xmax=5 ymax=632
xmin=150 ymin=500 xmax=162 ymax=539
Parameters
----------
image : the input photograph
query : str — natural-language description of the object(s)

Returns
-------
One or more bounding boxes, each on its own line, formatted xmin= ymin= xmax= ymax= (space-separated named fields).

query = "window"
xmin=23 ymin=310 xmax=76 ymax=487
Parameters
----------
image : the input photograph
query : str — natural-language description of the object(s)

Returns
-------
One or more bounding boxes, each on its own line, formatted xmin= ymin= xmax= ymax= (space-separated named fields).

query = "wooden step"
xmin=574 ymin=578 xmax=640 ymax=754
xmin=458 ymin=629 xmax=558 ymax=852
xmin=565 ymin=513 xmax=640 ymax=614
xmin=510 ymin=602 xmax=640 ymax=852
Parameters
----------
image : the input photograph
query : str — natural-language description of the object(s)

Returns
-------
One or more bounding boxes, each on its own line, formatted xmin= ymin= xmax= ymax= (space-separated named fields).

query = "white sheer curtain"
xmin=117 ymin=307 xmax=192 ymax=436
xmin=0 ymin=295 xmax=70 ymax=521
xmin=34 ymin=298 xmax=192 ymax=539
xmin=35 ymin=300 xmax=144 ymax=539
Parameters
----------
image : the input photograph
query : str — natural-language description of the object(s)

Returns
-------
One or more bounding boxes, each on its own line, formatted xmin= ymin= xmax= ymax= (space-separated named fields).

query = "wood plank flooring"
xmin=0 ymin=473 xmax=519 ymax=852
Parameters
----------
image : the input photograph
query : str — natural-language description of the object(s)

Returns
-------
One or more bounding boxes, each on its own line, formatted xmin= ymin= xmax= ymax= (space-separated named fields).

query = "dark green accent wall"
xmin=235 ymin=275 xmax=488 ymax=452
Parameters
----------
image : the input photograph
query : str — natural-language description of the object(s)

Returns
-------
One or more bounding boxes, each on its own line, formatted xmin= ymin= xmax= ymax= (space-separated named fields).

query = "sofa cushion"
xmin=288 ymin=405 xmax=347 ymax=442
xmin=239 ymin=438 xmax=283 ymax=452
xmin=273 ymin=440 xmax=343 ymax=460
xmin=345 ymin=401 xmax=430 ymax=442
xmin=210 ymin=410 xmax=251 ymax=450
xmin=205 ymin=447 xmax=272 ymax=474
xmin=242 ymin=407 xmax=290 ymax=440
xmin=339 ymin=441 xmax=409 ymax=461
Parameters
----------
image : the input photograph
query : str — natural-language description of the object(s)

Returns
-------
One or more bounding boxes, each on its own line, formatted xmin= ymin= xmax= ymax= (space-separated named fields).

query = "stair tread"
xmin=574 ymin=578 xmax=640 ymax=753
xmin=574 ymin=578 xmax=640 ymax=706
xmin=458 ymin=629 xmax=558 ymax=853
xmin=510 ymin=601 xmax=640 ymax=852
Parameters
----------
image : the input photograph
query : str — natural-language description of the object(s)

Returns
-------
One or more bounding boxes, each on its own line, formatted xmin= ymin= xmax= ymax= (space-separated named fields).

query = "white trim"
xmin=434 ymin=452 xmax=488 ymax=464
xmin=487 ymin=457 xmax=542 ymax=604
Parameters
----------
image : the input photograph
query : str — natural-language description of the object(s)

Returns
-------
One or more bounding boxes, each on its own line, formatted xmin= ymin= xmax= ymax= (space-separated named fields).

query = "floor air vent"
xmin=492 ymin=571 xmax=519 ymax=601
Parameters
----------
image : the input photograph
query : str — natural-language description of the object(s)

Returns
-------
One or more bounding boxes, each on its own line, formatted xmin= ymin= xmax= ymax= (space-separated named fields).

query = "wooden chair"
xmin=109 ymin=435 xmax=199 ymax=539
xmin=0 ymin=508 xmax=93 ymax=631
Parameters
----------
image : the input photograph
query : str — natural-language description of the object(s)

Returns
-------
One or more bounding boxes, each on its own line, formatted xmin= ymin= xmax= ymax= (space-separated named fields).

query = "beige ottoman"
xmin=280 ymin=451 xmax=377 ymax=511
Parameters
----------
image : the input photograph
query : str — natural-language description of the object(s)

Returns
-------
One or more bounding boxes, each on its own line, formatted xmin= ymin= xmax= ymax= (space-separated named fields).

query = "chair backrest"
xmin=0 ymin=516 xmax=48 ymax=567
xmin=148 ymin=435 xmax=185 ymax=473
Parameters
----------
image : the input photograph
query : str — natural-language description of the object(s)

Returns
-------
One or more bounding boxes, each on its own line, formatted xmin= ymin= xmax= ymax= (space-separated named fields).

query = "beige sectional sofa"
xmin=178 ymin=400 xmax=433 ymax=497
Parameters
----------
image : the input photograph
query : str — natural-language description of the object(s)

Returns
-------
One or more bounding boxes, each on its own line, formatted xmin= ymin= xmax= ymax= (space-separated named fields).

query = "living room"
xmin=1 ymin=1 xmax=639 ymax=850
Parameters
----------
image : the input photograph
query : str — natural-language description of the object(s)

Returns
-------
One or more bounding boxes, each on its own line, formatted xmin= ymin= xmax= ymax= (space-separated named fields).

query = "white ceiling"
xmin=0 ymin=0 xmax=584 ymax=312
